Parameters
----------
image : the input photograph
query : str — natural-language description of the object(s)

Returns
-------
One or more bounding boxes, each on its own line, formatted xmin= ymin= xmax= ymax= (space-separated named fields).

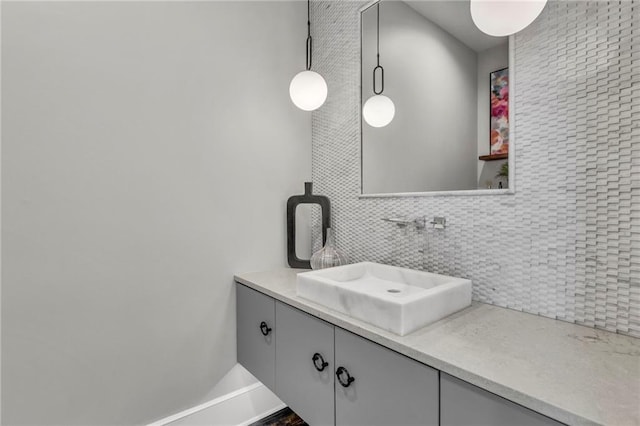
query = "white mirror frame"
xmin=358 ymin=0 xmax=516 ymax=198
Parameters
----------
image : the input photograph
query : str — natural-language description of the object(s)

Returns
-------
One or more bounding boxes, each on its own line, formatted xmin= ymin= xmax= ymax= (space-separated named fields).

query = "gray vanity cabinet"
xmin=236 ymin=283 xmax=564 ymax=426
xmin=440 ymin=373 xmax=564 ymax=426
xmin=236 ymin=284 xmax=276 ymax=391
xmin=334 ymin=328 xmax=440 ymax=426
xmin=275 ymin=302 xmax=335 ymax=426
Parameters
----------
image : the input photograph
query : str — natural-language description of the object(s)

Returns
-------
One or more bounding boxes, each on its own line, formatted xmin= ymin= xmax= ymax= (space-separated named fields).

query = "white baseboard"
xmin=148 ymin=378 xmax=285 ymax=426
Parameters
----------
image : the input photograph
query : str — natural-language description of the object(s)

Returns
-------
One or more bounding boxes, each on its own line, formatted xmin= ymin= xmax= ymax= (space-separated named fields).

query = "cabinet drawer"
xmin=334 ymin=328 xmax=439 ymax=426
xmin=276 ymin=302 xmax=335 ymax=426
xmin=236 ymin=284 xmax=276 ymax=391
xmin=441 ymin=373 xmax=564 ymax=426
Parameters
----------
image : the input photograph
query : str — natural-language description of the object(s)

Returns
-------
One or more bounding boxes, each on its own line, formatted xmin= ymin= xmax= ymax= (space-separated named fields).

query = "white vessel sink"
xmin=297 ymin=262 xmax=472 ymax=336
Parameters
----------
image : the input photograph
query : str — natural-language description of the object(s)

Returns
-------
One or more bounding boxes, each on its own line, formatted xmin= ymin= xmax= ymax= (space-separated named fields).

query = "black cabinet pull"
xmin=336 ymin=366 xmax=355 ymax=387
xmin=259 ymin=321 xmax=272 ymax=336
xmin=312 ymin=353 xmax=329 ymax=371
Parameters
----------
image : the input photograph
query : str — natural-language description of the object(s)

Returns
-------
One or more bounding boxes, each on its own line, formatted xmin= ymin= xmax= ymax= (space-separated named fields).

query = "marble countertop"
xmin=235 ymin=268 xmax=640 ymax=426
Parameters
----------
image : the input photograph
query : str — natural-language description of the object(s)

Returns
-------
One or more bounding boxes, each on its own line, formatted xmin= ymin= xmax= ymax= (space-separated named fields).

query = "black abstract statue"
xmin=287 ymin=182 xmax=330 ymax=269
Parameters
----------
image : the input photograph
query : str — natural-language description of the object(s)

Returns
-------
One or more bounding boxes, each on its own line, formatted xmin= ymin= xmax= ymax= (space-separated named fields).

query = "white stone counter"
xmin=235 ymin=268 xmax=640 ymax=426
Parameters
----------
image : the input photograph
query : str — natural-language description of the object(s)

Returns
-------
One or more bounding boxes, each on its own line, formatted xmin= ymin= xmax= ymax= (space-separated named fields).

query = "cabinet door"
xmin=236 ymin=284 xmax=276 ymax=391
xmin=275 ymin=302 xmax=335 ymax=426
xmin=334 ymin=328 xmax=439 ymax=426
xmin=441 ymin=373 xmax=564 ymax=426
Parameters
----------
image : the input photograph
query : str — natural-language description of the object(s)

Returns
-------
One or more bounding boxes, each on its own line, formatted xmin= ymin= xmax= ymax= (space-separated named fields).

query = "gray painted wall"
xmin=1 ymin=2 xmax=310 ymax=424
xmin=311 ymin=0 xmax=639 ymax=337
xmin=362 ymin=1 xmax=478 ymax=193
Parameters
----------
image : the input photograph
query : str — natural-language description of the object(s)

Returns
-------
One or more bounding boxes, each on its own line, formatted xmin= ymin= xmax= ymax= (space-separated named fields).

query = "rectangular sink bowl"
xmin=297 ymin=262 xmax=472 ymax=336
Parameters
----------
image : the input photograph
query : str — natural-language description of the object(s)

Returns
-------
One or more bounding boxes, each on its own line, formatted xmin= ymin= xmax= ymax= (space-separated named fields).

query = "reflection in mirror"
xmin=361 ymin=0 xmax=512 ymax=195
xmin=295 ymin=203 xmax=321 ymax=260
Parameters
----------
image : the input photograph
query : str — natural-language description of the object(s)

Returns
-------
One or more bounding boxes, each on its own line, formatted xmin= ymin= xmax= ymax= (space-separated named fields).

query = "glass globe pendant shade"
xmin=470 ymin=0 xmax=547 ymax=37
xmin=289 ymin=70 xmax=328 ymax=111
xmin=363 ymin=95 xmax=395 ymax=128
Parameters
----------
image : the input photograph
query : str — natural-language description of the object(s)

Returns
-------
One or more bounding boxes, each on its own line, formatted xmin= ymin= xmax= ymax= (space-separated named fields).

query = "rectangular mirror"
xmin=361 ymin=0 xmax=515 ymax=196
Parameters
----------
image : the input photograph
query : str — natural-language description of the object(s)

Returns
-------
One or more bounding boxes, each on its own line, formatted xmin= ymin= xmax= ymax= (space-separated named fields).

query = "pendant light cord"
xmin=376 ymin=2 xmax=380 ymax=67
xmin=306 ymin=0 xmax=313 ymax=71
xmin=373 ymin=2 xmax=384 ymax=95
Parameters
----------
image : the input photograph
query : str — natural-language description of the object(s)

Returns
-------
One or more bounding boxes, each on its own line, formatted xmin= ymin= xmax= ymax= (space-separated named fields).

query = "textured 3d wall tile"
xmin=310 ymin=0 xmax=639 ymax=337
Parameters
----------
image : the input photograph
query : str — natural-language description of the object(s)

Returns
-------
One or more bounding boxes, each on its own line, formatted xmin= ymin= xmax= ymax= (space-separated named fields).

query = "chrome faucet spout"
xmin=382 ymin=216 xmax=426 ymax=230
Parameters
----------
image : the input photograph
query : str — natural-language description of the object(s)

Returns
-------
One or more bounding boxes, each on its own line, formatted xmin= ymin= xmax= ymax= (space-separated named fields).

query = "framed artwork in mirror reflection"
xmin=490 ymin=67 xmax=509 ymax=155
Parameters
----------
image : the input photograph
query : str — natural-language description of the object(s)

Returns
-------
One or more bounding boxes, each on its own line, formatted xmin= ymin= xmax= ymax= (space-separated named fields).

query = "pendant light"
xmin=470 ymin=0 xmax=547 ymax=37
xmin=363 ymin=2 xmax=395 ymax=128
xmin=289 ymin=0 xmax=327 ymax=111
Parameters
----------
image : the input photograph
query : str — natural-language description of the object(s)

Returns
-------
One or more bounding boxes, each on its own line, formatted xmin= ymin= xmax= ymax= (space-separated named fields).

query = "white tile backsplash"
xmin=310 ymin=0 xmax=639 ymax=337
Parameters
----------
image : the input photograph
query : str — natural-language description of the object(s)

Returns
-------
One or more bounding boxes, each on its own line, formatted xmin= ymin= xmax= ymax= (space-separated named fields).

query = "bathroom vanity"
xmin=235 ymin=269 xmax=640 ymax=426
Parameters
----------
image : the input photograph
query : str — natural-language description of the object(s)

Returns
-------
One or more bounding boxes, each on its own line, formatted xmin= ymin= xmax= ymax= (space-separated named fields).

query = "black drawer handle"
xmin=259 ymin=321 xmax=272 ymax=336
xmin=312 ymin=353 xmax=329 ymax=372
xmin=336 ymin=366 xmax=355 ymax=387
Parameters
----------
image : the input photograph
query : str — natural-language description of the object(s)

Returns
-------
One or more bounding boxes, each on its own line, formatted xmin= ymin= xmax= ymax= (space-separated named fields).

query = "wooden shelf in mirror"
xmin=478 ymin=153 xmax=508 ymax=161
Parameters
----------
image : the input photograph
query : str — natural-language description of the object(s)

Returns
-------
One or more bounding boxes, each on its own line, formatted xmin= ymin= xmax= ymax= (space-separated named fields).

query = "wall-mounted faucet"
xmin=382 ymin=216 xmax=446 ymax=230
xmin=429 ymin=217 xmax=446 ymax=229
xmin=382 ymin=216 xmax=426 ymax=230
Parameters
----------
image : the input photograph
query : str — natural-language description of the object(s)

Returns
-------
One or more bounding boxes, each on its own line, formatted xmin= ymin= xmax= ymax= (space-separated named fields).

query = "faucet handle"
xmin=429 ymin=217 xmax=446 ymax=229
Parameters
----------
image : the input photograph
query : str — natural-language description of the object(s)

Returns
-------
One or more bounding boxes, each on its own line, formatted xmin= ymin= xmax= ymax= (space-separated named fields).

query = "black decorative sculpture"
xmin=287 ymin=182 xmax=330 ymax=269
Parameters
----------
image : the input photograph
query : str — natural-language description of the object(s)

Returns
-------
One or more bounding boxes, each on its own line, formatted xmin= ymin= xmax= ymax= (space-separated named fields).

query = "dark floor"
xmin=249 ymin=407 xmax=308 ymax=426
